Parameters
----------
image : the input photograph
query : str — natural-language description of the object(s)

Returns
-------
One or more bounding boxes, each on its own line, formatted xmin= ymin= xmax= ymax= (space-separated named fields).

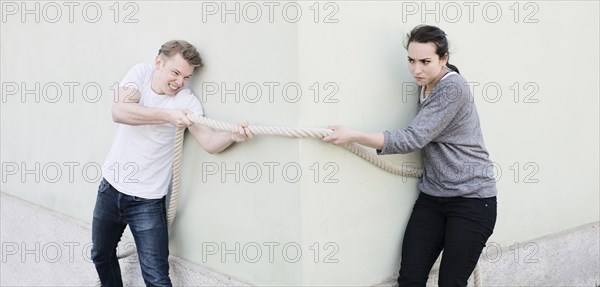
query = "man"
xmin=91 ymin=40 xmax=252 ymax=286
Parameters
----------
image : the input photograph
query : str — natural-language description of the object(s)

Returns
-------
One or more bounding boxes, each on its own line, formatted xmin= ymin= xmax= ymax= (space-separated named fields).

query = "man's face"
xmin=154 ymin=53 xmax=194 ymax=96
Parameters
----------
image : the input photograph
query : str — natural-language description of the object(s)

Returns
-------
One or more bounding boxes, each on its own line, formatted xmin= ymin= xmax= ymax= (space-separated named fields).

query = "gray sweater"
xmin=378 ymin=73 xmax=497 ymax=198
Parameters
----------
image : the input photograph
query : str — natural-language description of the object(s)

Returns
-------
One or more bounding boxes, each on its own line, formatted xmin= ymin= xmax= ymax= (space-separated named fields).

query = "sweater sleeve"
xmin=378 ymin=80 xmax=466 ymax=155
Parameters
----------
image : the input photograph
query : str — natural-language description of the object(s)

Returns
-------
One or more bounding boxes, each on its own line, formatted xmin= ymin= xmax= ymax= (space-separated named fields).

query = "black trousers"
xmin=398 ymin=192 xmax=497 ymax=287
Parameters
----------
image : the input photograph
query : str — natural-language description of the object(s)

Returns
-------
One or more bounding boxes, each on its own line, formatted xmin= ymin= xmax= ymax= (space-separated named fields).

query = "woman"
xmin=323 ymin=25 xmax=497 ymax=286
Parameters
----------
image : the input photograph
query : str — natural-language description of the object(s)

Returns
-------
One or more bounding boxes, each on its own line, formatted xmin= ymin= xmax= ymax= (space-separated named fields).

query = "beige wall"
xmin=1 ymin=1 xmax=598 ymax=285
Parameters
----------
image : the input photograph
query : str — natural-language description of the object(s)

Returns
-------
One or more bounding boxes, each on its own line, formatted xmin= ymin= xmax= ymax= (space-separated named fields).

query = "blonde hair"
xmin=158 ymin=40 xmax=204 ymax=68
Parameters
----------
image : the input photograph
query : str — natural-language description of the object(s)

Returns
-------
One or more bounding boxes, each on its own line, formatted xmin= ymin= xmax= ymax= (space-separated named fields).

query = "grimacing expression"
xmin=154 ymin=53 xmax=194 ymax=96
xmin=407 ymin=42 xmax=448 ymax=87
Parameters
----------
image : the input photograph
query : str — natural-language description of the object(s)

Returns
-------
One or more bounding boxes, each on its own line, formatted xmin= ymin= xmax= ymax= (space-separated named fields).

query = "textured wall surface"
xmin=1 ymin=1 xmax=598 ymax=285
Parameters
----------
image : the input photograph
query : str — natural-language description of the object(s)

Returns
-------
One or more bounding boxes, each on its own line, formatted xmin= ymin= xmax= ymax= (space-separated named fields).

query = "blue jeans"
xmin=398 ymin=192 xmax=497 ymax=287
xmin=91 ymin=178 xmax=172 ymax=287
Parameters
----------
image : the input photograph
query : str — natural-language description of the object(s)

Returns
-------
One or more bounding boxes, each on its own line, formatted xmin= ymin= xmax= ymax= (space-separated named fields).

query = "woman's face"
xmin=407 ymin=42 xmax=447 ymax=87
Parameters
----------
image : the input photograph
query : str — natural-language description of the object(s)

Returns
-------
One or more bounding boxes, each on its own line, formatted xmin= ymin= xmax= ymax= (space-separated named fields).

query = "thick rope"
xmin=97 ymin=129 xmax=185 ymax=287
xmin=182 ymin=116 xmax=482 ymax=286
xmin=106 ymin=117 xmax=483 ymax=286
xmin=167 ymin=128 xmax=185 ymax=227
xmin=113 ymin=129 xmax=184 ymax=259
xmin=186 ymin=115 xmax=423 ymax=178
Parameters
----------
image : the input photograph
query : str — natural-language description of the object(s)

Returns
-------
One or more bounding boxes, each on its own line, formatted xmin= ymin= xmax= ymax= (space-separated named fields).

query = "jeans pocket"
xmin=98 ymin=178 xmax=110 ymax=193
xmin=128 ymin=197 xmax=167 ymax=232
xmin=482 ymin=197 xmax=498 ymax=230
xmin=132 ymin=195 xmax=154 ymax=202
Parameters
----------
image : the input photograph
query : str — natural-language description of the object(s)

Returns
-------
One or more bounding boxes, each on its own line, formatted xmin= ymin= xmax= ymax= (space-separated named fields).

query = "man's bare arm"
xmin=112 ymin=87 xmax=191 ymax=127
xmin=188 ymin=122 xmax=253 ymax=154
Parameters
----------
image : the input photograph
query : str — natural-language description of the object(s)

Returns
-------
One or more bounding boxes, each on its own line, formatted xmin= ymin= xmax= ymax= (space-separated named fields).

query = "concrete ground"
xmin=0 ymin=192 xmax=247 ymax=286
xmin=1 ymin=192 xmax=599 ymax=286
xmin=375 ymin=223 xmax=600 ymax=286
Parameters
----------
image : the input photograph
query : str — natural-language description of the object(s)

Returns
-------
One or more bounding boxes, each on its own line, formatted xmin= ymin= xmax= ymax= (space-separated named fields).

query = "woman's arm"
xmin=322 ymin=126 xmax=384 ymax=150
xmin=323 ymin=80 xmax=466 ymax=154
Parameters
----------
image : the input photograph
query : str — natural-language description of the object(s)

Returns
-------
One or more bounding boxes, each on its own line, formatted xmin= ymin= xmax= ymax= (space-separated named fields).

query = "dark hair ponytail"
xmin=445 ymin=63 xmax=459 ymax=74
xmin=405 ymin=25 xmax=459 ymax=74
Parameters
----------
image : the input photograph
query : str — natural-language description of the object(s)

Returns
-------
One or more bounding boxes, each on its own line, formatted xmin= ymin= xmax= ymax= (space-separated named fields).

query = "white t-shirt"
xmin=102 ymin=63 xmax=204 ymax=199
